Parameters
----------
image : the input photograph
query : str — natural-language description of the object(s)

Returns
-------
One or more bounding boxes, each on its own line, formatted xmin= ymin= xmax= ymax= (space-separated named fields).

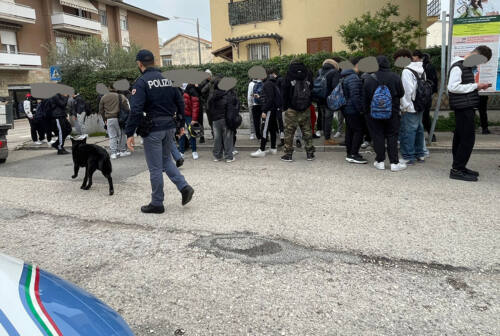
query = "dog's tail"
xmin=103 ymin=156 xmax=113 ymax=175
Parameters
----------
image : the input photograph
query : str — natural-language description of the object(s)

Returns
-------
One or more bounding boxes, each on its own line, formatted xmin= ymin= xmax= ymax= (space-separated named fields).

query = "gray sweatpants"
xmin=212 ymin=119 xmax=234 ymax=160
xmin=73 ymin=112 xmax=87 ymax=135
xmin=107 ymin=118 xmax=127 ymax=154
xmin=143 ymin=129 xmax=188 ymax=206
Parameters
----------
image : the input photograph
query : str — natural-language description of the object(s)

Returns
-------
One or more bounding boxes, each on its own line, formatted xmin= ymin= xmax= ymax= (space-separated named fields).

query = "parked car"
xmin=0 ymin=101 xmax=13 ymax=163
xmin=0 ymin=253 xmax=135 ymax=335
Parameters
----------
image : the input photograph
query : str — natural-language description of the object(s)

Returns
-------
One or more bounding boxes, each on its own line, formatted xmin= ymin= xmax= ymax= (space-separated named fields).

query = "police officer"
xmin=125 ymin=49 xmax=194 ymax=214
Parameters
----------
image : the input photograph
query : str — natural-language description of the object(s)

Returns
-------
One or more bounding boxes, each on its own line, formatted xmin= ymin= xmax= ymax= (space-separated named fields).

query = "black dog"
xmin=71 ymin=137 xmax=114 ymax=195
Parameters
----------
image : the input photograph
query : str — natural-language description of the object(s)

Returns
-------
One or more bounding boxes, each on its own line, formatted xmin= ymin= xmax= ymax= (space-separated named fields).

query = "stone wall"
xmin=0 ymin=69 xmax=51 ymax=96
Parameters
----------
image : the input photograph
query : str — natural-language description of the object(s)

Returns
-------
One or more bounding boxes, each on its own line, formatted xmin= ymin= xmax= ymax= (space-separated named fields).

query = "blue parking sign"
xmin=50 ymin=66 xmax=62 ymax=81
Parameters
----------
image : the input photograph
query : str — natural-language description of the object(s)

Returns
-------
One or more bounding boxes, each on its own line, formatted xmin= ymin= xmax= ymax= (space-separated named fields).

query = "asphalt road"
xmin=0 ymin=149 xmax=498 ymax=335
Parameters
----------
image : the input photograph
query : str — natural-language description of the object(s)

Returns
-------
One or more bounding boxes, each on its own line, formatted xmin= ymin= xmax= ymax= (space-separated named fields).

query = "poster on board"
xmin=452 ymin=0 xmax=500 ymax=93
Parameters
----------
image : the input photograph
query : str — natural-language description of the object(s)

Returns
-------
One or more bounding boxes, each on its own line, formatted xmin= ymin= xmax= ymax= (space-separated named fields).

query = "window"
xmin=162 ymin=55 xmax=172 ymax=66
xmin=56 ymin=37 xmax=67 ymax=55
xmin=0 ymin=30 xmax=17 ymax=54
xmin=120 ymin=16 xmax=128 ymax=30
xmin=99 ymin=10 xmax=107 ymax=26
xmin=248 ymin=43 xmax=269 ymax=60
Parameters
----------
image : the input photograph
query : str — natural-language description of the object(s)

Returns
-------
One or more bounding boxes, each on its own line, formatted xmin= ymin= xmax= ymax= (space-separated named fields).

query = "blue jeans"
xmin=143 ymin=129 xmax=188 ymax=206
xmin=179 ymin=116 xmax=197 ymax=153
xmin=400 ymin=112 xmax=425 ymax=160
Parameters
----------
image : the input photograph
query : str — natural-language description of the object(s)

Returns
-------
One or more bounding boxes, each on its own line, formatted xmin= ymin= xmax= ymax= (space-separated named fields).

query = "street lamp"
xmin=171 ymin=16 xmax=202 ymax=65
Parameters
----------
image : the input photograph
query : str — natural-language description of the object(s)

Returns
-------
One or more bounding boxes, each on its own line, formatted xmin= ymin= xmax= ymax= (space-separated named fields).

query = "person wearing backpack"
xmin=99 ymin=89 xmax=131 ymax=159
xmin=363 ymin=56 xmax=407 ymax=172
xmin=313 ymin=59 xmax=341 ymax=145
xmin=448 ymin=45 xmax=492 ymax=182
xmin=281 ymin=60 xmax=315 ymax=162
xmin=250 ymin=77 xmax=265 ymax=140
xmin=209 ymin=82 xmax=240 ymax=163
xmin=179 ymin=84 xmax=201 ymax=160
xmin=396 ymin=49 xmax=429 ymax=165
xmin=341 ymin=57 xmax=367 ymax=164
xmin=251 ymin=68 xmax=280 ymax=158
xmin=420 ymin=52 xmax=439 ymax=142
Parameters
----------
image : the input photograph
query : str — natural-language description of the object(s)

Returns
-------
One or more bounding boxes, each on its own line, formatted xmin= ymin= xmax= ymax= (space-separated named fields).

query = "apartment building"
xmin=210 ymin=0 xmax=429 ymax=62
xmin=0 ymin=0 xmax=167 ymax=116
xmin=160 ymin=34 xmax=213 ymax=66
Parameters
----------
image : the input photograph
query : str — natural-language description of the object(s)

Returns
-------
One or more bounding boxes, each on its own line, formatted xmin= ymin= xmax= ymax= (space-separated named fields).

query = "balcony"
xmin=0 ymin=52 xmax=42 ymax=69
xmin=51 ymin=12 xmax=101 ymax=35
xmin=228 ymin=0 xmax=282 ymax=26
xmin=0 ymin=0 xmax=36 ymax=24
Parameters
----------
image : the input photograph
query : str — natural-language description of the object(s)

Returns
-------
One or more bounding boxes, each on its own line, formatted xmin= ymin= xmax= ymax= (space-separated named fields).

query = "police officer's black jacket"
xmin=125 ymin=67 xmax=185 ymax=137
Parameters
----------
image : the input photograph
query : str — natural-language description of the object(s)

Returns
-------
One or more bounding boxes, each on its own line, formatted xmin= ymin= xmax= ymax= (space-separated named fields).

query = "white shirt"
xmin=401 ymin=62 xmax=424 ymax=113
xmin=23 ymin=100 xmax=33 ymax=119
xmin=247 ymin=81 xmax=255 ymax=107
xmin=447 ymin=57 xmax=478 ymax=94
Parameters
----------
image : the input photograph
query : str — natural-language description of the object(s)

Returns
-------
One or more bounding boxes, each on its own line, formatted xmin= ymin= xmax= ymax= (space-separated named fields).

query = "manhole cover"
xmin=211 ymin=237 xmax=282 ymax=257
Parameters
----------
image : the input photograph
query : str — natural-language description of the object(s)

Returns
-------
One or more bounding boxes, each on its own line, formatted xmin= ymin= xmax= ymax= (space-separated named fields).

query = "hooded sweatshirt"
xmin=401 ymin=62 xmax=425 ymax=113
xmin=282 ymin=62 xmax=313 ymax=111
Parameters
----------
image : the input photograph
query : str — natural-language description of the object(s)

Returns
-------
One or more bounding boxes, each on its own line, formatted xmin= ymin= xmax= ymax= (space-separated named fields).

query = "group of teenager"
xmin=237 ymin=44 xmax=493 ymax=182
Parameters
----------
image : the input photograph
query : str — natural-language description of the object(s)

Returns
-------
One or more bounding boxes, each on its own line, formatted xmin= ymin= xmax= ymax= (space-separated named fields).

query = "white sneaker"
xmin=120 ymin=151 xmax=131 ymax=157
xmin=226 ymin=157 xmax=236 ymax=163
xmin=250 ymin=134 xmax=255 ymax=140
xmin=41 ymin=139 xmax=48 ymax=144
xmin=232 ymin=150 xmax=239 ymax=156
xmin=374 ymin=161 xmax=385 ymax=170
xmin=391 ymin=162 xmax=407 ymax=172
xmin=315 ymin=131 xmax=321 ymax=137
xmin=34 ymin=141 xmax=42 ymax=145
xmin=333 ymin=131 xmax=342 ymax=138
xmin=251 ymin=149 xmax=266 ymax=158
xmin=49 ymin=139 xmax=56 ymax=144
xmin=213 ymin=158 xmax=221 ymax=162
xmin=110 ymin=153 xmax=118 ymax=160
xmin=192 ymin=152 xmax=199 ymax=160
xmin=361 ymin=141 xmax=370 ymax=149
xmin=269 ymin=148 xmax=278 ymax=155
xmin=180 ymin=153 xmax=185 ymax=159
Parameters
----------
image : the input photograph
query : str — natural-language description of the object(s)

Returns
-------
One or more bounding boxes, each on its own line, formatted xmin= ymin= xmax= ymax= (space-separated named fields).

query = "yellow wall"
xmin=210 ymin=0 xmax=428 ymax=62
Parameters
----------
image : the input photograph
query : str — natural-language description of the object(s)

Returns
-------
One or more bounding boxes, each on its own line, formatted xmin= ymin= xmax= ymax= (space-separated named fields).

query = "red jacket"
xmin=183 ymin=92 xmax=200 ymax=122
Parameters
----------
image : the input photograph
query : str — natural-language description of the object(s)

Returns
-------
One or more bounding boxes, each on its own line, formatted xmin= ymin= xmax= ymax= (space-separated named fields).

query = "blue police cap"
xmin=136 ymin=49 xmax=155 ymax=63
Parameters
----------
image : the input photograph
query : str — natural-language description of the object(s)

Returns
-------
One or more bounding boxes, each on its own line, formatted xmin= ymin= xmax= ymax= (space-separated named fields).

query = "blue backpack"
xmin=252 ymin=80 xmax=264 ymax=105
xmin=327 ymin=79 xmax=346 ymax=111
xmin=370 ymin=74 xmax=392 ymax=119
xmin=312 ymin=68 xmax=334 ymax=101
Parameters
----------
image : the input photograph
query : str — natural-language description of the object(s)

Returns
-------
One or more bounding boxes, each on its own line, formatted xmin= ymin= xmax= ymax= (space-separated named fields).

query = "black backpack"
xmin=406 ymin=68 xmax=433 ymax=112
xmin=291 ymin=79 xmax=311 ymax=111
xmin=117 ymin=94 xmax=129 ymax=128
xmin=225 ymin=90 xmax=242 ymax=131
xmin=34 ymin=99 xmax=51 ymax=122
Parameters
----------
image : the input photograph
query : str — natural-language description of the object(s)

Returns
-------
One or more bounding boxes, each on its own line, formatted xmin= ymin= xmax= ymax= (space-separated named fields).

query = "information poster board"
xmin=452 ymin=0 xmax=500 ymax=93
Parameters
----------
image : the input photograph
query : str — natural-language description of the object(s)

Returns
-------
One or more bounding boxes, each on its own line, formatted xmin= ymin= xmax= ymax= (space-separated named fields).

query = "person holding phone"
xmin=447 ymin=45 xmax=492 ymax=182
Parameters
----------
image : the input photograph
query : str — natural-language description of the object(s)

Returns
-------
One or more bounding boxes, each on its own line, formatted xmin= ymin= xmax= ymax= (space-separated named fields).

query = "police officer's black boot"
xmin=141 ymin=203 xmax=165 ymax=214
xmin=181 ymin=185 xmax=194 ymax=206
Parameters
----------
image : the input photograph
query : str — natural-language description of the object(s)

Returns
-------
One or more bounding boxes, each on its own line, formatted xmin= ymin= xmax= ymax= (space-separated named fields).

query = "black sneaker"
xmin=296 ymin=139 xmax=302 ymax=148
xmin=176 ymin=158 xmax=184 ymax=168
xmin=450 ymin=169 xmax=478 ymax=182
xmin=431 ymin=134 xmax=437 ymax=142
xmin=463 ymin=168 xmax=479 ymax=177
xmin=281 ymin=154 xmax=293 ymax=162
xmin=57 ymin=148 xmax=70 ymax=155
xmin=199 ymin=136 xmax=205 ymax=143
xmin=351 ymin=154 xmax=368 ymax=164
xmin=181 ymin=185 xmax=194 ymax=206
xmin=339 ymin=142 xmax=346 ymax=147
xmin=141 ymin=204 xmax=165 ymax=214
xmin=51 ymin=142 xmax=59 ymax=150
xmin=482 ymin=128 xmax=491 ymax=135
xmin=306 ymin=152 xmax=315 ymax=161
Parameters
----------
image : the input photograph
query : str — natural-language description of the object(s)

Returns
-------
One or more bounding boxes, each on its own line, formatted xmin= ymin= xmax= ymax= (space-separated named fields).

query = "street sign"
xmin=49 ymin=66 xmax=62 ymax=81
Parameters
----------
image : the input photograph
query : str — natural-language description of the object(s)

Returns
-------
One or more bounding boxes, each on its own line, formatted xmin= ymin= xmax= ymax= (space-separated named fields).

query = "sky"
xmin=125 ymin=0 xmax=212 ymax=44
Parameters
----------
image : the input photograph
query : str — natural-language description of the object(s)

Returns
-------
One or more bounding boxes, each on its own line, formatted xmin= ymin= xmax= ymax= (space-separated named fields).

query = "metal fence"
xmin=228 ymin=0 xmax=282 ymax=26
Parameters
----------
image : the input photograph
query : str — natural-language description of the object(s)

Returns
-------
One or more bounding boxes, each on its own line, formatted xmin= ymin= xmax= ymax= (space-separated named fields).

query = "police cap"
xmin=136 ymin=49 xmax=155 ymax=63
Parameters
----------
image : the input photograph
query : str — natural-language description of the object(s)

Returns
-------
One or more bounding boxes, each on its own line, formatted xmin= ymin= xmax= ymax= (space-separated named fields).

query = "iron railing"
xmin=427 ymin=0 xmax=441 ymax=17
xmin=228 ymin=0 xmax=282 ymax=26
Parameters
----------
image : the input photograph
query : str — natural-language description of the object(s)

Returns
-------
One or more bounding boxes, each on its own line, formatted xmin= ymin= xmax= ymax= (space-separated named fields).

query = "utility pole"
xmin=196 ymin=17 xmax=202 ymax=65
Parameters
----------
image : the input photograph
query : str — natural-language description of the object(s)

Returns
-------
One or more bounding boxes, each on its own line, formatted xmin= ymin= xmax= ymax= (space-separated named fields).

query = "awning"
xmin=212 ymin=45 xmax=233 ymax=62
xmin=60 ymin=0 xmax=98 ymax=14
xmin=226 ymin=33 xmax=282 ymax=58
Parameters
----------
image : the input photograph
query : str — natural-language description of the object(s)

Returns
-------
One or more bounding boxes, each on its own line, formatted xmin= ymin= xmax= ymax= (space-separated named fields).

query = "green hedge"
xmin=62 ymin=48 xmax=443 ymax=112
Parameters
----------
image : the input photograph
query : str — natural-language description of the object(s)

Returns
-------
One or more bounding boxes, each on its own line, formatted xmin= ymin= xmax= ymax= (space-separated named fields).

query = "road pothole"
xmin=211 ymin=236 xmax=282 ymax=257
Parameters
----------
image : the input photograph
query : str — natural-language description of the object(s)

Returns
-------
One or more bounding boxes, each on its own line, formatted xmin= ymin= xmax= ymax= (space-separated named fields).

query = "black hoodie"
xmin=363 ymin=56 xmax=405 ymax=116
xmin=50 ymin=93 xmax=69 ymax=119
xmin=282 ymin=62 xmax=313 ymax=111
